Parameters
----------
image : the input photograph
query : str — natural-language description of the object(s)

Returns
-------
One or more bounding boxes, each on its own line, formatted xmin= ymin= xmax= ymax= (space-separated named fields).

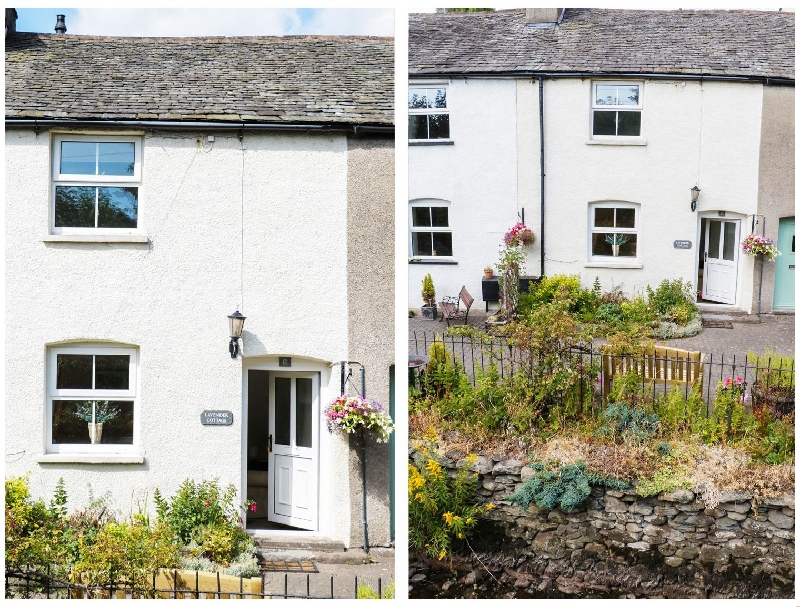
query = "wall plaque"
xmin=279 ymin=357 xmax=292 ymax=367
xmin=201 ymin=410 xmax=234 ymax=426
xmin=673 ymin=240 xmax=692 ymax=250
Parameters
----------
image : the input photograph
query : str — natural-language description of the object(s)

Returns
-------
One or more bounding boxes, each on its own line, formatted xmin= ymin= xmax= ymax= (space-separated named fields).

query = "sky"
xmin=13 ymin=7 xmax=395 ymax=37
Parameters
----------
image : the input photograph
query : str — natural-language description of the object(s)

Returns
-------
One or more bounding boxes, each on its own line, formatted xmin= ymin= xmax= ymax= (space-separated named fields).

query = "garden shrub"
xmin=646 ymin=278 xmax=696 ymax=318
xmin=747 ymin=408 xmax=794 ymax=465
xmin=357 ymin=577 xmax=395 ymax=599
xmin=70 ymin=517 xmax=180 ymax=593
xmin=748 ymin=349 xmax=795 ymax=393
xmin=596 ymin=402 xmax=660 ymax=444
xmin=698 ymin=379 xmax=756 ymax=447
xmin=508 ymin=460 xmax=628 ymax=512
xmin=526 ymin=274 xmax=598 ymax=316
xmin=651 ymin=316 xmax=702 ymax=339
xmin=655 ymin=384 xmax=705 ymax=436
xmin=409 ymin=437 xmax=492 ymax=560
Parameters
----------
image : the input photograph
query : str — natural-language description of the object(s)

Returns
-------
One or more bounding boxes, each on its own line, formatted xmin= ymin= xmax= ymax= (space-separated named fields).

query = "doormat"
xmin=702 ymin=319 xmax=734 ymax=329
xmin=260 ymin=559 xmax=319 ymax=573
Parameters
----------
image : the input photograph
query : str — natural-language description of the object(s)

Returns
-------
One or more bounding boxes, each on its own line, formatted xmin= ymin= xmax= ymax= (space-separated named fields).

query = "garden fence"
xmin=5 ymin=565 xmax=392 ymax=600
xmin=409 ymin=332 xmax=795 ymax=417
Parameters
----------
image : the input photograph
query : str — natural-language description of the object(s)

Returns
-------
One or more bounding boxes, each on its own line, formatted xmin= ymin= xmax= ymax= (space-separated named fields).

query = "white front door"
xmin=268 ymin=373 xmax=319 ymax=530
xmin=703 ymin=218 xmax=740 ymax=304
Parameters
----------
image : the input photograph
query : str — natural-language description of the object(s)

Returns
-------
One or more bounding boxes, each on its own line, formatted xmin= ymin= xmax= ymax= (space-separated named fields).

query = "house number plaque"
xmin=201 ymin=410 xmax=234 ymax=426
xmin=673 ymin=240 xmax=692 ymax=249
xmin=279 ymin=357 xmax=292 ymax=367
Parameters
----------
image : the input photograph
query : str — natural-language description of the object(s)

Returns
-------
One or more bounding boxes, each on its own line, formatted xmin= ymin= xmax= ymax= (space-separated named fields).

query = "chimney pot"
xmin=525 ymin=8 xmax=564 ymax=27
xmin=55 ymin=14 xmax=67 ymax=34
xmin=5 ymin=8 xmax=17 ymax=38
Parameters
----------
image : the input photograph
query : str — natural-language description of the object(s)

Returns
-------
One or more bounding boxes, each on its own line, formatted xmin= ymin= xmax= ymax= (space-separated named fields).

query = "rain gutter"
xmin=409 ymin=71 xmax=794 ymax=86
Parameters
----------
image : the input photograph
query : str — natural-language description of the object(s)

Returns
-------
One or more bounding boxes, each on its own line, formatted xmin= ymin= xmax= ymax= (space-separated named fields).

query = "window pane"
xmin=619 ymin=86 xmax=640 ymax=106
xmin=52 ymin=400 xmax=91 ymax=444
xmin=57 ymin=354 xmax=93 ymax=389
xmin=99 ymin=401 xmax=134 ymax=444
xmin=412 ymin=207 xmax=431 ymax=227
xmin=52 ymin=400 xmax=133 ymax=444
xmin=60 ymin=141 xmax=96 ymax=175
xmin=95 ymin=355 xmax=130 ymax=390
xmin=412 ymin=232 xmax=433 ymax=256
xmin=432 ymin=232 xmax=453 ymax=256
xmin=408 ymin=115 xmax=428 ymax=139
xmin=616 ymin=208 xmax=636 ymax=229
xmin=98 ymin=187 xmax=138 ymax=228
xmin=274 ymin=377 xmax=291 ymax=446
xmin=295 ymin=378 xmax=312 ymax=448
xmin=592 ymin=111 xmax=616 ymax=136
xmin=595 ymin=85 xmax=618 ymax=105
xmin=98 ymin=142 xmax=135 ymax=176
xmin=431 ymin=207 xmax=448 ymax=227
xmin=428 ymin=114 xmax=450 ymax=139
xmin=617 ymin=111 xmax=641 ymax=136
xmin=55 ymin=186 xmax=95 ymax=227
xmin=619 ymin=234 xmax=637 ymax=257
xmin=432 ymin=88 xmax=447 ymax=109
xmin=723 ymin=222 xmax=737 ymax=261
xmin=708 ymin=221 xmax=721 ymax=259
xmin=594 ymin=208 xmax=614 ymax=228
xmin=592 ymin=233 xmax=613 ymax=256
xmin=408 ymin=88 xmax=430 ymax=109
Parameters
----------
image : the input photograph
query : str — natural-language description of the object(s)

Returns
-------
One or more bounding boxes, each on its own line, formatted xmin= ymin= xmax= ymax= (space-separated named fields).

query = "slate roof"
xmin=5 ymin=33 xmax=394 ymax=125
xmin=409 ymin=8 xmax=794 ymax=81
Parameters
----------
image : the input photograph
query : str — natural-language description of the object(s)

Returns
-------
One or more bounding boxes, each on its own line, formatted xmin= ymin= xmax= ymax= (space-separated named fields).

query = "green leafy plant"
xmin=357 ymin=577 xmax=395 ymax=599
xmin=508 ymin=460 xmax=628 ymax=512
xmin=596 ymin=402 xmax=660 ymax=444
xmin=74 ymin=400 xmax=120 ymax=423
xmin=422 ymin=273 xmax=436 ymax=307
xmin=409 ymin=434 xmax=491 ymax=561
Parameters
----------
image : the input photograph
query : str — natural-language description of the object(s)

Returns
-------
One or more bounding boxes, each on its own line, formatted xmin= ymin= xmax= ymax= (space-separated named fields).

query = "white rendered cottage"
xmin=408 ymin=8 xmax=794 ymax=315
xmin=4 ymin=18 xmax=395 ymax=549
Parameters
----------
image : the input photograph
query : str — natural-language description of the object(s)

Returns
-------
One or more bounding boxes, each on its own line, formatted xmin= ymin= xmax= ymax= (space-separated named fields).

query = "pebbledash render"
xmin=5 ymin=14 xmax=395 ymax=549
xmin=408 ymin=8 xmax=794 ymax=315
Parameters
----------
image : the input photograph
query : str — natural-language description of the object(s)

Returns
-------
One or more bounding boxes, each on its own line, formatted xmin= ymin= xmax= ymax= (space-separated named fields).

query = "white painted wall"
xmin=5 ymin=128 xmax=355 ymax=542
xmin=408 ymin=77 xmax=765 ymax=312
xmin=408 ymin=78 xmax=526 ymax=312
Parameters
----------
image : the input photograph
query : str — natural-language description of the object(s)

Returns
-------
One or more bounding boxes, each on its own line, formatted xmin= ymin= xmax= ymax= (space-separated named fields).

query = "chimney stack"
xmin=525 ymin=8 xmax=564 ymax=28
xmin=55 ymin=14 xmax=67 ymax=34
xmin=5 ymin=8 xmax=17 ymax=38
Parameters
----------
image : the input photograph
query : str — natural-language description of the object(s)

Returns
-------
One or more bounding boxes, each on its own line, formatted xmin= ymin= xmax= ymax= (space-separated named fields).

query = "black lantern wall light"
xmin=690 ymin=185 xmax=701 ymax=212
xmin=228 ymin=310 xmax=246 ymax=358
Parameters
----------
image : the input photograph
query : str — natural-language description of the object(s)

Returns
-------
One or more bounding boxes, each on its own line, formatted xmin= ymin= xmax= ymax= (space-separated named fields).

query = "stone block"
xmin=698 ymin=544 xmax=731 ymax=565
xmin=492 ymin=459 xmax=524 ymax=475
xmin=726 ymin=511 xmax=748 ymax=521
xmin=658 ymin=489 xmax=695 ymax=503
xmin=767 ymin=509 xmax=794 ymax=530
xmin=632 ymin=502 xmax=654 ymax=516
xmin=627 ymin=541 xmax=651 ymax=551
xmin=720 ymin=500 xmax=751 ymax=514
xmin=605 ymin=495 xmax=629 ymax=513
xmin=664 ymin=556 xmax=685 ymax=567
xmin=717 ymin=490 xmax=753 ymax=503
xmin=674 ymin=546 xmax=700 ymax=559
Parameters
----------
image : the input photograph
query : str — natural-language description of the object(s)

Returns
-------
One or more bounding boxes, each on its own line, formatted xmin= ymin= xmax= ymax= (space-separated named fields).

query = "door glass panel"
xmin=274 ymin=377 xmax=291 ymax=446
xmin=708 ymin=221 xmax=721 ymax=259
xmin=723 ymin=222 xmax=736 ymax=261
xmin=296 ymin=378 xmax=313 ymax=448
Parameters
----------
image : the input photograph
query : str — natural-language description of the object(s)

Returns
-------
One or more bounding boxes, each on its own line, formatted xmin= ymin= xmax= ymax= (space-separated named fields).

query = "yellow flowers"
xmin=408 ymin=464 xmax=425 ymax=494
xmin=485 ymin=503 xmax=496 ymax=511
xmin=465 ymin=453 xmax=477 ymax=465
xmin=438 ymin=550 xmax=446 ymax=561
xmin=442 ymin=511 xmax=454 ymax=525
xmin=424 ymin=458 xmax=443 ymax=478
xmin=423 ymin=426 xmax=438 ymax=443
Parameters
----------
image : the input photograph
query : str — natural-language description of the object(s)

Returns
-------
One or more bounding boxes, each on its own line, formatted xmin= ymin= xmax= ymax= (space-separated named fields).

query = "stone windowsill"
xmin=586 ymin=138 xmax=647 ymax=146
xmin=42 ymin=234 xmax=150 ymax=243
xmin=409 ymin=140 xmax=454 ymax=146
xmin=409 ymin=259 xmax=458 ymax=265
xmin=37 ymin=454 xmax=145 ymax=464
xmin=585 ymin=261 xmax=643 ymax=269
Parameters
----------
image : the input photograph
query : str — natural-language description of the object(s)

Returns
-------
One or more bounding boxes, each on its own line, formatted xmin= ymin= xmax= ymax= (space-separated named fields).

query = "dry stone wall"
xmin=412 ymin=448 xmax=794 ymax=598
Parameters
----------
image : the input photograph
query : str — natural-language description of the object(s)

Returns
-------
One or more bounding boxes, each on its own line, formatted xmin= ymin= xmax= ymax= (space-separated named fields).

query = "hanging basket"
xmin=323 ymin=395 xmax=394 ymax=443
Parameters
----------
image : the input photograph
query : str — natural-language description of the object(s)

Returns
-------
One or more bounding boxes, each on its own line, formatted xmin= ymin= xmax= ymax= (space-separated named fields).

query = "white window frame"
xmin=45 ymin=345 xmax=139 ymax=455
xmin=408 ymin=84 xmax=450 ymax=141
xmin=409 ymin=200 xmax=453 ymax=259
xmin=588 ymin=202 xmax=639 ymax=262
xmin=51 ymin=134 xmax=143 ymax=235
xmin=591 ymin=81 xmax=643 ymax=139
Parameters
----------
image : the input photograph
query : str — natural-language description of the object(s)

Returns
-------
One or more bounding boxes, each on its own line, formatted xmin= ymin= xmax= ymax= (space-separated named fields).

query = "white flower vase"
xmin=88 ymin=422 xmax=103 ymax=444
xmin=612 ymin=244 xmax=620 ymax=257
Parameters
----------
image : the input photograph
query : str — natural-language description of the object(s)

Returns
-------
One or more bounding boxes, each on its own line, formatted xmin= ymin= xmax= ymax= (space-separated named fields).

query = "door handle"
xmin=704 ymin=251 xmax=708 ymax=262
xmin=268 ymin=434 xmax=273 ymax=453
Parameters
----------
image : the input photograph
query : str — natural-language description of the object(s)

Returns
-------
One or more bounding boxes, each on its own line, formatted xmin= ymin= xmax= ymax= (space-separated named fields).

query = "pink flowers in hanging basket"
xmin=504 ymin=222 xmax=535 ymax=247
xmin=741 ymin=234 xmax=780 ymax=261
xmin=324 ymin=395 xmax=394 ymax=443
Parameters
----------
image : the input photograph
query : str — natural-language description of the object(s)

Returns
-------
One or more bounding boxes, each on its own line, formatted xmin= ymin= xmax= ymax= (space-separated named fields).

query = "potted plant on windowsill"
xmin=74 ymin=401 xmax=119 ymax=444
xmin=421 ymin=273 xmax=438 ymax=320
xmin=605 ymin=234 xmax=629 ymax=257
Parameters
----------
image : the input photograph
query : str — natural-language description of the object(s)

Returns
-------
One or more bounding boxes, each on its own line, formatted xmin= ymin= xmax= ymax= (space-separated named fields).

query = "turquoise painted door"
xmin=773 ymin=217 xmax=795 ymax=310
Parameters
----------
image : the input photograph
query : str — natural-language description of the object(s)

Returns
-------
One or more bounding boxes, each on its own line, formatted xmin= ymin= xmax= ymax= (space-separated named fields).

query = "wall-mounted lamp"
xmin=228 ymin=310 xmax=246 ymax=358
xmin=690 ymin=186 xmax=701 ymax=212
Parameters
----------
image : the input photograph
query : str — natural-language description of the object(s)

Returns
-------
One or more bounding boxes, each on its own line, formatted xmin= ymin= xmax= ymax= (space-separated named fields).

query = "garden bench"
xmin=601 ymin=345 xmax=705 ymax=397
xmin=440 ymin=286 xmax=474 ymax=327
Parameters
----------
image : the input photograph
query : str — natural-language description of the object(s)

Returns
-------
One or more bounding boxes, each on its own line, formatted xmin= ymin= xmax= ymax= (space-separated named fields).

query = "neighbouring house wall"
xmin=411 ymin=449 xmax=794 ymax=598
xmin=5 ymin=128 xmax=362 ymax=545
xmin=755 ymin=85 xmax=795 ymax=312
xmin=408 ymin=78 xmax=522 ymax=310
xmin=346 ymin=135 xmax=395 ymax=546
